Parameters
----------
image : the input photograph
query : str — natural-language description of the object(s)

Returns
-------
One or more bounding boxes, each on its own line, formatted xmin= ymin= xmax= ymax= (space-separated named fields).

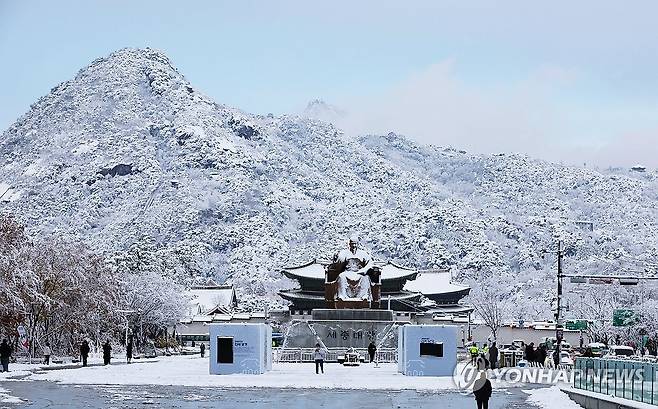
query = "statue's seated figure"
xmin=325 ymin=235 xmax=381 ymax=309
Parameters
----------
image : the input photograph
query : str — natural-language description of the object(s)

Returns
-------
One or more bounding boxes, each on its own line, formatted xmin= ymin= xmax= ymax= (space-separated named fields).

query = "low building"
xmin=176 ymin=282 xmax=239 ymax=345
xmin=187 ymin=282 xmax=238 ymax=315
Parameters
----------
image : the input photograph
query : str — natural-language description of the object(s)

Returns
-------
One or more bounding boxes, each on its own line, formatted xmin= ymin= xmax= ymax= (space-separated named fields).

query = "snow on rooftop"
xmin=284 ymin=260 xmax=416 ymax=280
xmin=403 ymin=271 xmax=469 ymax=295
xmin=187 ymin=286 xmax=236 ymax=315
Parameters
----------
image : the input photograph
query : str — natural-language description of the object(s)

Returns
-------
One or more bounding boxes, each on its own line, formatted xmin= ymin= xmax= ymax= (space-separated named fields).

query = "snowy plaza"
xmin=0 ymin=354 xmax=586 ymax=408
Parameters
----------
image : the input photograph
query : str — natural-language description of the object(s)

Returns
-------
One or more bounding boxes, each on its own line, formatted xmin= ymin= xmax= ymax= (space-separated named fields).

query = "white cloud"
xmin=325 ymin=60 xmax=658 ymax=169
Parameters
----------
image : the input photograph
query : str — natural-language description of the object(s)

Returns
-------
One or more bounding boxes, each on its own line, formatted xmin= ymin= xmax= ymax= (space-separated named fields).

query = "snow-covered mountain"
xmin=2 ymin=48 xmax=657 ymax=315
xmin=301 ymin=99 xmax=346 ymax=125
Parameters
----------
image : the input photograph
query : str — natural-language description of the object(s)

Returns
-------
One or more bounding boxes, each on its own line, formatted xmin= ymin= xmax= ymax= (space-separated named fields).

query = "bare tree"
xmin=469 ymin=285 xmax=512 ymax=342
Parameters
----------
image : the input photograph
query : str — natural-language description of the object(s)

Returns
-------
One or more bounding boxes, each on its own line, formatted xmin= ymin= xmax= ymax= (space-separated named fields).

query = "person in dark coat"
xmin=102 ymin=340 xmax=112 ymax=365
xmin=0 ymin=339 xmax=11 ymax=372
xmin=488 ymin=342 xmax=498 ymax=370
xmin=537 ymin=345 xmax=547 ymax=368
xmin=200 ymin=342 xmax=206 ymax=358
xmin=473 ymin=371 xmax=493 ymax=409
xmin=80 ymin=340 xmax=90 ymax=367
xmin=367 ymin=342 xmax=377 ymax=363
xmin=525 ymin=342 xmax=535 ymax=365
xmin=126 ymin=340 xmax=133 ymax=364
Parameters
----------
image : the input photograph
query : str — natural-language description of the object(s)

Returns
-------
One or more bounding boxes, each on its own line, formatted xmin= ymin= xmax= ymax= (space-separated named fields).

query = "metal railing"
xmin=274 ymin=347 xmax=397 ymax=363
xmin=574 ymin=357 xmax=658 ymax=406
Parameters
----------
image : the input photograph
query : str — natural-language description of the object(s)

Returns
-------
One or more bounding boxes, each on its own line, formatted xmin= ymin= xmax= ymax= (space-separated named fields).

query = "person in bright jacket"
xmin=469 ymin=344 xmax=479 ymax=365
xmin=313 ymin=343 xmax=326 ymax=374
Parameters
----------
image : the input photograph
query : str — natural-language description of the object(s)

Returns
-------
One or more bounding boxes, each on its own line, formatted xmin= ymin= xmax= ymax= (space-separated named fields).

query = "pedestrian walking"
xmin=367 ymin=341 xmax=377 ymax=363
xmin=80 ymin=340 xmax=90 ymax=367
xmin=313 ymin=343 xmax=326 ymax=374
xmin=473 ymin=371 xmax=493 ymax=409
xmin=102 ymin=340 xmax=112 ymax=365
xmin=126 ymin=340 xmax=133 ymax=364
xmin=200 ymin=342 xmax=206 ymax=358
xmin=0 ymin=339 xmax=11 ymax=372
xmin=43 ymin=342 xmax=52 ymax=365
xmin=488 ymin=342 xmax=498 ymax=370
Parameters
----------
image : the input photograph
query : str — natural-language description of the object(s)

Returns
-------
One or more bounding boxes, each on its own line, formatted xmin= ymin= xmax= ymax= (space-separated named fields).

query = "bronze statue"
xmin=325 ymin=235 xmax=381 ymax=308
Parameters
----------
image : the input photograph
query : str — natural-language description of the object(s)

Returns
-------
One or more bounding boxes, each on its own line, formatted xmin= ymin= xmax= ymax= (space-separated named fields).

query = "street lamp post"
xmin=467 ymin=311 xmax=472 ymax=342
xmin=543 ymin=240 xmax=566 ymax=367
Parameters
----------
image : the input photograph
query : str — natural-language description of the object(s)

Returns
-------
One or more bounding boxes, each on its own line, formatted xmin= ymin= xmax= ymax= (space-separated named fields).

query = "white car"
xmin=560 ymin=351 xmax=574 ymax=366
xmin=605 ymin=345 xmax=635 ymax=359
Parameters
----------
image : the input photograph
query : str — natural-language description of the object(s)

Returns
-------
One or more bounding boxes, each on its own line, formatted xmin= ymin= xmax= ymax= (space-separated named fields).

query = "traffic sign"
xmin=613 ymin=309 xmax=639 ymax=327
xmin=566 ymin=320 xmax=588 ymax=330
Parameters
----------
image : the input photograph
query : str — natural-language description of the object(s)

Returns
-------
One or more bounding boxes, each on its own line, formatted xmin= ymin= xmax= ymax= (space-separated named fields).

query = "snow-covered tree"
xmin=468 ymin=281 xmax=513 ymax=341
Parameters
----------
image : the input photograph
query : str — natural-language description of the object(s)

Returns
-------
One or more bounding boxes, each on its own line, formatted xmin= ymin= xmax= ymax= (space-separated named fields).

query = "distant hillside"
xmin=2 ymin=48 xmax=657 ymax=315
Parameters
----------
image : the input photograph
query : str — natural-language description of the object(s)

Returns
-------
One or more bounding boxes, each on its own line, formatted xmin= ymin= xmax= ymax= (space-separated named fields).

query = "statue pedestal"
xmin=312 ymin=309 xmax=393 ymax=322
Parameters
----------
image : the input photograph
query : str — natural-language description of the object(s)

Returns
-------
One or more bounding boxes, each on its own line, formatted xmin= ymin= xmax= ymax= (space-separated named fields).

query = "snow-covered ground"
xmin=523 ymin=386 xmax=582 ymax=409
xmin=0 ymin=386 xmax=25 ymax=403
xmin=17 ymin=355 xmax=572 ymax=394
xmin=0 ymin=355 xmax=596 ymax=408
xmin=26 ymin=355 xmax=463 ymax=390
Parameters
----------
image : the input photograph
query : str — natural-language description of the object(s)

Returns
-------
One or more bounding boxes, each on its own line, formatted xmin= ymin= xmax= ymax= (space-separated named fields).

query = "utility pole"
xmin=555 ymin=241 xmax=565 ymax=367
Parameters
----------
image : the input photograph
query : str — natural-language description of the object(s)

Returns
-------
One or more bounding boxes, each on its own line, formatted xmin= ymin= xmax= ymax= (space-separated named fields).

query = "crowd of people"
xmin=469 ymin=339 xmax=571 ymax=369
xmin=468 ymin=342 xmax=499 ymax=370
xmin=0 ymin=336 xmax=141 ymax=372
xmin=522 ymin=342 xmax=560 ymax=367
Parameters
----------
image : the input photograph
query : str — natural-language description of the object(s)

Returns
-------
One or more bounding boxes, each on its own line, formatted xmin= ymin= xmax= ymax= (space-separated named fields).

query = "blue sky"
xmin=1 ymin=1 xmax=657 ymax=167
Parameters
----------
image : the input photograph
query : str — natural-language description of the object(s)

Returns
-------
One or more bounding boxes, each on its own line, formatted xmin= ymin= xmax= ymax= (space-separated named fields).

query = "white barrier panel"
xmin=209 ymin=323 xmax=272 ymax=375
xmin=398 ymin=325 xmax=457 ymax=376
